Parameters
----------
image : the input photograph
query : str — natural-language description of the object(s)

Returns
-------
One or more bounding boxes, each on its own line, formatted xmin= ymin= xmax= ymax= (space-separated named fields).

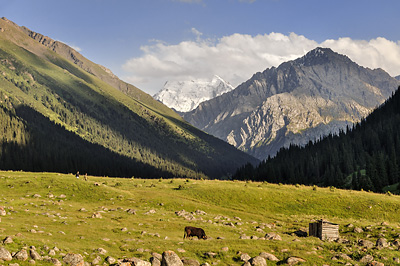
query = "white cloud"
xmin=122 ymin=32 xmax=400 ymax=95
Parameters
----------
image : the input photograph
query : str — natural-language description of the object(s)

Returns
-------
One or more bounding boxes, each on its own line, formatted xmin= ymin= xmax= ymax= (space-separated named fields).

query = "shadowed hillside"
xmin=0 ymin=17 xmax=258 ymax=178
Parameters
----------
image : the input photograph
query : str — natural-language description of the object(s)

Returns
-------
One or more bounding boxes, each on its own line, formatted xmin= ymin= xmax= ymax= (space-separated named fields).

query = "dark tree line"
xmin=234 ymin=86 xmax=400 ymax=193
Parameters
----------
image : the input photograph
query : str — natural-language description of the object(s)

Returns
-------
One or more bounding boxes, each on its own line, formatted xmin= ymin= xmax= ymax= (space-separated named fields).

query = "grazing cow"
xmin=184 ymin=226 xmax=207 ymax=240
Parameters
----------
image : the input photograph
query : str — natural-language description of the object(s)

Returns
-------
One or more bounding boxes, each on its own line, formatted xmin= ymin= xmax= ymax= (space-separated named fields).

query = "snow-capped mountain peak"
xmin=154 ymin=75 xmax=234 ymax=112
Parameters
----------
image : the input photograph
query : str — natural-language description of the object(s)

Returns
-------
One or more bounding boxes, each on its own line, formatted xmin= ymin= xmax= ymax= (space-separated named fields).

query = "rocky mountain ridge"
xmin=154 ymin=75 xmax=234 ymax=112
xmin=183 ymin=48 xmax=400 ymax=160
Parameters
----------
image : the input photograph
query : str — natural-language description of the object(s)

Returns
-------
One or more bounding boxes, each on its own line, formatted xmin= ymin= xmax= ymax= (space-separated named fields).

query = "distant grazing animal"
xmin=184 ymin=226 xmax=207 ymax=240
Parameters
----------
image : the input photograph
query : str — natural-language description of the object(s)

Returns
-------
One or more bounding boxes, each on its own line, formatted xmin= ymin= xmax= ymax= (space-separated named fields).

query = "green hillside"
xmin=235 ymin=86 xmax=400 ymax=193
xmin=0 ymin=171 xmax=400 ymax=265
xmin=0 ymin=18 xmax=257 ymax=179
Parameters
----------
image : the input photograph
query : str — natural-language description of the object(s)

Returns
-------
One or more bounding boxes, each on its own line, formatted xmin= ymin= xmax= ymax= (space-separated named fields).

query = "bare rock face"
xmin=162 ymin=250 xmax=184 ymax=266
xmin=183 ymin=47 xmax=400 ymax=159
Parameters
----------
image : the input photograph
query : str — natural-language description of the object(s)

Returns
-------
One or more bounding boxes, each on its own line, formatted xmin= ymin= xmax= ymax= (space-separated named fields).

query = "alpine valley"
xmin=0 ymin=17 xmax=258 ymax=179
xmin=182 ymin=48 xmax=400 ymax=160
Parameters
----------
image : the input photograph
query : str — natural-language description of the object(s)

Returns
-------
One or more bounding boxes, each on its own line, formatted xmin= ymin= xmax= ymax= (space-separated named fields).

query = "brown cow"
xmin=184 ymin=226 xmax=207 ymax=240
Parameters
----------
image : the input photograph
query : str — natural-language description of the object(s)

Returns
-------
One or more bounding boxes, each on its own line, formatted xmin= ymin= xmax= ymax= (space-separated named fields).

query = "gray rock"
xmin=63 ymin=253 xmax=84 ymax=266
xmin=106 ymin=256 xmax=116 ymax=264
xmin=30 ymin=249 xmax=42 ymax=261
xmin=162 ymin=250 xmax=184 ymax=266
xmin=249 ymin=256 xmax=267 ymax=266
xmin=285 ymin=257 xmax=306 ymax=265
xmin=259 ymin=252 xmax=279 ymax=261
xmin=150 ymin=257 xmax=161 ymax=266
xmin=91 ymin=255 xmax=102 ymax=265
xmin=367 ymin=261 xmax=384 ymax=266
xmin=152 ymin=252 xmax=163 ymax=261
xmin=0 ymin=246 xmax=12 ymax=261
xmin=360 ymin=254 xmax=374 ymax=263
xmin=130 ymin=257 xmax=151 ymax=266
xmin=181 ymin=257 xmax=200 ymax=266
xmin=3 ymin=236 xmax=13 ymax=244
xmin=14 ymin=249 xmax=28 ymax=261
xmin=376 ymin=238 xmax=389 ymax=249
xmin=358 ymin=239 xmax=374 ymax=249
xmin=50 ymin=258 xmax=62 ymax=266
xmin=354 ymin=227 xmax=364 ymax=233
xmin=265 ymin=232 xmax=282 ymax=241
xmin=240 ymin=253 xmax=251 ymax=262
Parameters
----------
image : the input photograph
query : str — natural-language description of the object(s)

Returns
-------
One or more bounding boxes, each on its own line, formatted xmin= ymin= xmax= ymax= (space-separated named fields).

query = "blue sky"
xmin=2 ymin=0 xmax=400 ymax=94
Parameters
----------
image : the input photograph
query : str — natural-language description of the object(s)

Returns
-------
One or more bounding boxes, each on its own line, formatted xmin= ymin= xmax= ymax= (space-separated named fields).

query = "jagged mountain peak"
xmin=293 ymin=47 xmax=352 ymax=67
xmin=183 ymin=47 xmax=400 ymax=160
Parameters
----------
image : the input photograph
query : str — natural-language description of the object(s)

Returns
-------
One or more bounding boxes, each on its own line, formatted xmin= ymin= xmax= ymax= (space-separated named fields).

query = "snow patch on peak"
xmin=154 ymin=75 xmax=235 ymax=112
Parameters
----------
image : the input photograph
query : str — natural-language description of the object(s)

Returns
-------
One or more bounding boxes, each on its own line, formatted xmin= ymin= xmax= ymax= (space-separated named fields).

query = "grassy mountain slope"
xmin=0 ymin=18 xmax=258 ymax=178
xmin=235 ymin=87 xmax=400 ymax=193
xmin=1 ymin=170 xmax=400 ymax=265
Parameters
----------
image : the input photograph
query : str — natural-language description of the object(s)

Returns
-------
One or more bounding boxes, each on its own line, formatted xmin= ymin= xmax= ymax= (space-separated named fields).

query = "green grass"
xmin=1 ymin=171 xmax=400 ymax=265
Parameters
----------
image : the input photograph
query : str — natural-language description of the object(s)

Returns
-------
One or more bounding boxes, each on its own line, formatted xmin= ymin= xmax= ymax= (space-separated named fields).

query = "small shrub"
xmin=330 ymin=186 xmax=336 ymax=192
xmin=313 ymin=185 xmax=317 ymax=191
xmin=114 ymin=182 xmax=122 ymax=187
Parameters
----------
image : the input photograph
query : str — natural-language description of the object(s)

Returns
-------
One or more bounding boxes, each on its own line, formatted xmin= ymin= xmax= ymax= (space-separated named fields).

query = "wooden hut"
xmin=309 ymin=220 xmax=339 ymax=240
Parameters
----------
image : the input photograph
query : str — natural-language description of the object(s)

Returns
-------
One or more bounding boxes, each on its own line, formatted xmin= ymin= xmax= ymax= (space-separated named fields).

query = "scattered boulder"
xmin=0 ymin=246 xmax=12 ymax=261
xmin=376 ymin=238 xmax=389 ymax=249
xmin=30 ymin=249 xmax=42 ymax=260
xmin=150 ymin=256 xmax=161 ymax=266
xmin=91 ymin=212 xmax=102 ymax=218
xmin=13 ymin=249 xmax=28 ymax=261
xmin=285 ymin=257 xmax=306 ymax=265
xmin=358 ymin=239 xmax=374 ymax=249
xmin=50 ymin=258 xmax=62 ymax=266
xmin=360 ymin=254 xmax=374 ymax=264
xmin=162 ymin=250 xmax=184 ymax=266
xmin=265 ymin=232 xmax=282 ymax=241
xmin=0 ymin=207 xmax=7 ymax=216
xmin=3 ymin=236 xmax=13 ymax=244
xmin=181 ymin=257 xmax=200 ymax=266
xmin=367 ymin=261 xmax=384 ymax=266
xmin=259 ymin=252 xmax=279 ymax=261
xmin=249 ymin=256 xmax=267 ymax=266
xmin=106 ymin=256 xmax=116 ymax=264
xmin=126 ymin=209 xmax=137 ymax=215
xmin=152 ymin=252 xmax=163 ymax=261
xmin=240 ymin=253 xmax=251 ymax=262
xmin=354 ymin=227 xmax=364 ymax=233
xmin=63 ymin=253 xmax=84 ymax=266
xmin=129 ymin=257 xmax=151 ymax=266
xmin=145 ymin=209 xmax=156 ymax=215
xmin=97 ymin=247 xmax=107 ymax=255
xmin=91 ymin=256 xmax=102 ymax=265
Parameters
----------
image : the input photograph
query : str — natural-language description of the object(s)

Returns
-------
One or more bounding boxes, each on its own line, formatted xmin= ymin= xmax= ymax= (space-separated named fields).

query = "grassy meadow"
xmin=0 ymin=171 xmax=400 ymax=265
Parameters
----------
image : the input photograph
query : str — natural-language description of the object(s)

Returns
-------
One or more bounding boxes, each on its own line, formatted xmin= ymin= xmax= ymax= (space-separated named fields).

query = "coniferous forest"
xmin=234 ymin=86 xmax=400 ymax=193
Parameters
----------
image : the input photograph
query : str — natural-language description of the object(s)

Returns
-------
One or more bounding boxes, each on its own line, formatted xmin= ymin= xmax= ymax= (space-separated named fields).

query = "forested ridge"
xmin=0 ymin=18 xmax=257 ymax=179
xmin=234 ymin=86 xmax=400 ymax=193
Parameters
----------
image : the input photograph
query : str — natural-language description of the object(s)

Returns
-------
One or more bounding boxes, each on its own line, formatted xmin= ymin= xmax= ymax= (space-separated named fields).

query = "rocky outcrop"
xmin=183 ymin=48 xmax=400 ymax=159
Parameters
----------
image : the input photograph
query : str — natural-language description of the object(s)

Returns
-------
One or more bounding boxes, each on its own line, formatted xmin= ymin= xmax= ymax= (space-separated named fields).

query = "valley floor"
xmin=0 ymin=171 xmax=399 ymax=265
